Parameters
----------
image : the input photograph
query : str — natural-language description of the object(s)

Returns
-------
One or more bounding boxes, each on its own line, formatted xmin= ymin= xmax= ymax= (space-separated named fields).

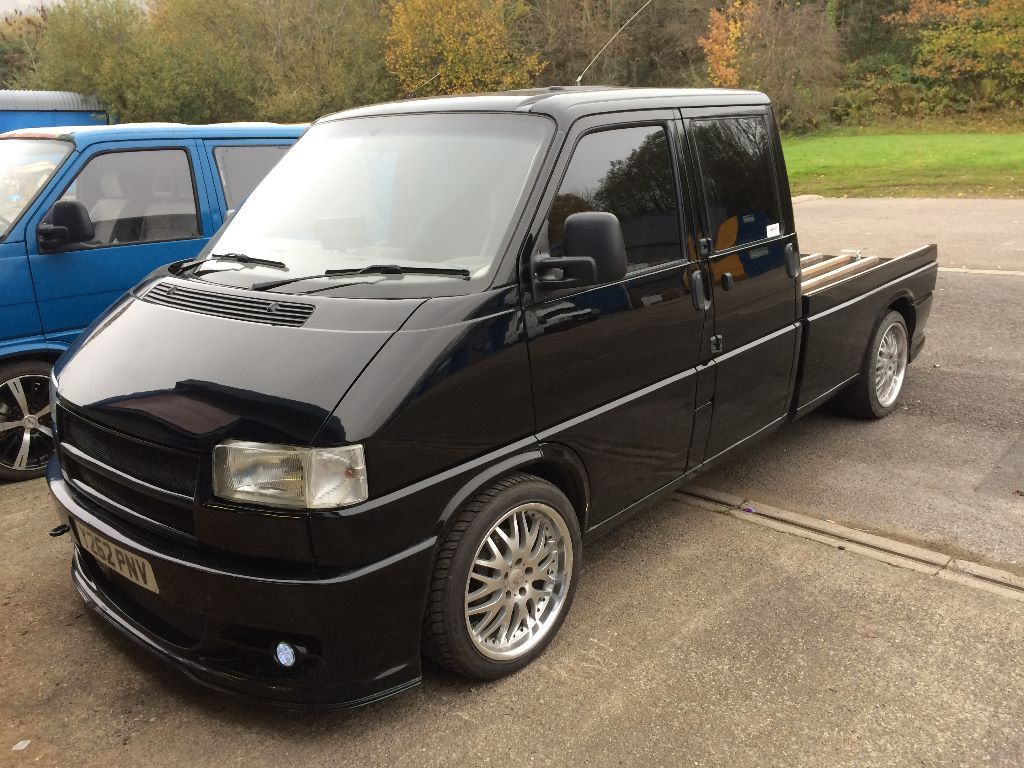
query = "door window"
xmin=213 ymin=145 xmax=289 ymax=210
xmin=691 ymin=116 xmax=782 ymax=252
xmin=58 ymin=149 xmax=199 ymax=246
xmin=545 ymin=125 xmax=681 ymax=273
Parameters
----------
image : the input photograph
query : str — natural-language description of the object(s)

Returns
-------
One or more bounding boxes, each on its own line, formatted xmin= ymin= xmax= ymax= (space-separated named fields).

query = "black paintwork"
xmin=47 ymin=87 xmax=937 ymax=707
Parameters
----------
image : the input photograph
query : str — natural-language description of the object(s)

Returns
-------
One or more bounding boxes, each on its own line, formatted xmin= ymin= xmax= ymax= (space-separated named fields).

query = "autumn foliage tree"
xmin=699 ymin=0 xmax=843 ymax=130
xmin=384 ymin=0 xmax=545 ymax=96
xmin=887 ymin=0 xmax=1024 ymax=110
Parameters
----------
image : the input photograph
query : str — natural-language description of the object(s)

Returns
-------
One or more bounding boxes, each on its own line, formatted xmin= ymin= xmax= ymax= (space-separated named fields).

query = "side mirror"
xmin=534 ymin=211 xmax=627 ymax=292
xmin=38 ymin=200 xmax=95 ymax=251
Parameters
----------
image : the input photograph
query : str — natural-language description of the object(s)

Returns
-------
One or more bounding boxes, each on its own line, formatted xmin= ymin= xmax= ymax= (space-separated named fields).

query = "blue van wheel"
xmin=0 ymin=359 xmax=55 ymax=482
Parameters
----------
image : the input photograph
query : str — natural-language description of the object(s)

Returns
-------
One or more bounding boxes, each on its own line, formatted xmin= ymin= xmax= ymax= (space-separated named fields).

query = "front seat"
xmin=87 ymin=171 xmax=129 ymax=244
xmin=139 ymin=173 xmax=197 ymax=242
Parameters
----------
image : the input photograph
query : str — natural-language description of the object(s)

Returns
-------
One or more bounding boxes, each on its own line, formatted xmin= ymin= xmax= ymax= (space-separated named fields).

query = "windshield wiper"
xmin=252 ymin=264 xmax=471 ymax=292
xmin=176 ymin=252 xmax=288 ymax=275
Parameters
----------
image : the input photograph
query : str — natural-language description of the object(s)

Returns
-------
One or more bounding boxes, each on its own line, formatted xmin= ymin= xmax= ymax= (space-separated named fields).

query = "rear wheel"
xmin=0 ymin=359 xmax=55 ymax=482
xmin=836 ymin=310 xmax=909 ymax=419
xmin=423 ymin=473 xmax=582 ymax=679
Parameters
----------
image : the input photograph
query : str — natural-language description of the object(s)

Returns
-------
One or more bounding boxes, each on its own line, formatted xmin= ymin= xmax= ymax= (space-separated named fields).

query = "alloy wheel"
xmin=464 ymin=502 xmax=573 ymax=661
xmin=0 ymin=374 xmax=54 ymax=472
xmin=874 ymin=321 xmax=908 ymax=409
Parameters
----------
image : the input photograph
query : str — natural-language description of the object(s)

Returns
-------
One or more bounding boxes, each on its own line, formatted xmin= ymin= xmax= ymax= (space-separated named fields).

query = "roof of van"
xmin=0 ymin=121 xmax=307 ymax=146
xmin=322 ymin=86 xmax=771 ymax=127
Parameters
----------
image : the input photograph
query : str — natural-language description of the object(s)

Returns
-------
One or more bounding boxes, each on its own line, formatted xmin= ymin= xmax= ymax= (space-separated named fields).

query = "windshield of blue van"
xmin=202 ymin=113 xmax=552 ymax=290
xmin=0 ymin=139 xmax=72 ymax=239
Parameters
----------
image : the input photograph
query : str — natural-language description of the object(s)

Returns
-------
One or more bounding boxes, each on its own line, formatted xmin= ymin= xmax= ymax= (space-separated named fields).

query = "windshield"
xmin=0 ymin=139 xmax=72 ymax=239
xmin=201 ymin=113 xmax=553 ymax=292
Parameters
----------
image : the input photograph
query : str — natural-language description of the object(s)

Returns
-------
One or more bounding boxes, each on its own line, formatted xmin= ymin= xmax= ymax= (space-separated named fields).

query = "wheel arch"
xmin=436 ymin=442 xmax=591 ymax=538
xmin=887 ymin=292 xmax=917 ymax=340
xmin=0 ymin=343 xmax=66 ymax=368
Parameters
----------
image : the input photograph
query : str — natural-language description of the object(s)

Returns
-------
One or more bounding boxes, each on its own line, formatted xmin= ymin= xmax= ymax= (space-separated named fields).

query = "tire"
xmin=423 ymin=472 xmax=582 ymax=679
xmin=0 ymin=358 xmax=56 ymax=483
xmin=836 ymin=310 xmax=909 ymax=419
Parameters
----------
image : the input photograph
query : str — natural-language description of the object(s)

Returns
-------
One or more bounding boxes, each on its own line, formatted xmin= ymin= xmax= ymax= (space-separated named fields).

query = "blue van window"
xmin=213 ymin=145 xmax=289 ymax=210
xmin=691 ymin=116 xmax=782 ymax=252
xmin=58 ymin=149 xmax=199 ymax=246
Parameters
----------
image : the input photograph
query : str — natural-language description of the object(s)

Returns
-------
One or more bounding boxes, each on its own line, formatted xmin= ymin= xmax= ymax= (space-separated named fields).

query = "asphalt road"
xmin=2 ymin=198 xmax=1023 ymax=765
xmin=2 ymin=484 xmax=1023 ymax=767
xmin=699 ymin=198 xmax=1024 ymax=573
xmin=790 ymin=197 xmax=1024 ymax=270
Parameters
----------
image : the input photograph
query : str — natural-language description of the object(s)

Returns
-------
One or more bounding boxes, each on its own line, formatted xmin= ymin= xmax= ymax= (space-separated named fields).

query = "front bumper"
xmin=50 ymin=459 xmax=436 ymax=708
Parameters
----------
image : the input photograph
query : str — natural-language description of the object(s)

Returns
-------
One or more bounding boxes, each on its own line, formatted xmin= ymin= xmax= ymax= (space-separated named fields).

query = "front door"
xmin=684 ymin=111 xmax=800 ymax=460
xmin=524 ymin=114 xmax=708 ymax=530
xmin=26 ymin=140 xmax=216 ymax=345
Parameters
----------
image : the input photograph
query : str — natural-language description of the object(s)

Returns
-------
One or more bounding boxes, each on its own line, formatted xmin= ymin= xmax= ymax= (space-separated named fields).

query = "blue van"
xmin=0 ymin=122 xmax=303 ymax=481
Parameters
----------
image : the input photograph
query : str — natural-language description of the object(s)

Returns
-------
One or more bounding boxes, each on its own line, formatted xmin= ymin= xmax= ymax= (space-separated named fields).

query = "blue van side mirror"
xmin=38 ymin=200 xmax=95 ymax=251
xmin=534 ymin=211 xmax=627 ymax=293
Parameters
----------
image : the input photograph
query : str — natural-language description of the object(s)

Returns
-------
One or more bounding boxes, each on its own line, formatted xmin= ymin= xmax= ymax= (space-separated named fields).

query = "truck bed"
xmin=792 ymin=244 xmax=938 ymax=417
xmin=799 ymin=244 xmax=937 ymax=312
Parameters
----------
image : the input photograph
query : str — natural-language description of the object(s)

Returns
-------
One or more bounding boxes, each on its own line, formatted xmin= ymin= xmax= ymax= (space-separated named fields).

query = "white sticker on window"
xmin=766 ymin=222 xmax=781 ymax=238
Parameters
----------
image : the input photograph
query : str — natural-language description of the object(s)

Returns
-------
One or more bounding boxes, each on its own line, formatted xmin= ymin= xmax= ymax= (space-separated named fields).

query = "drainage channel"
xmin=677 ymin=486 xmax=1024 ymax=604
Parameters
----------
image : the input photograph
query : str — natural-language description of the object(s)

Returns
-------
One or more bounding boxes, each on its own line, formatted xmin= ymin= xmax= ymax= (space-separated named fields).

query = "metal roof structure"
xmin=0 ymin=89 xmax=104 ymax=112
xmin=326 ymin=86 xmax=772 ymax=129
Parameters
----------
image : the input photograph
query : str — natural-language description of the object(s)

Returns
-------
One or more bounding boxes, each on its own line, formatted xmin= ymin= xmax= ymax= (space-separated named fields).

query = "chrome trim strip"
xmin=66 ymin=474 xmax=196 ymax=544
xmin=712 ymin=322 xmax=799 ymax=364
xmin=536 ymin=366 xmax=698 ymax=440
xmin=60 ymin=442 xmax=193 ymax=502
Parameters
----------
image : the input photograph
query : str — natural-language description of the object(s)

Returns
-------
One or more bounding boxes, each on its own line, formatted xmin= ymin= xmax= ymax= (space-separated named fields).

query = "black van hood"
xmin=54 ymin=280 xmax=425 ymax=451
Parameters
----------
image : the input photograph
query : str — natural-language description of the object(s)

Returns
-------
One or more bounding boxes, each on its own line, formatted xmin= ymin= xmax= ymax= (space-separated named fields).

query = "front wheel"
xmin=0 ymin=359 xmax=56 ymax=482
xmin=423 ymin=473 xmax=582 ymax=679
xmin=836 ymin=309 xmax=909 ymax=419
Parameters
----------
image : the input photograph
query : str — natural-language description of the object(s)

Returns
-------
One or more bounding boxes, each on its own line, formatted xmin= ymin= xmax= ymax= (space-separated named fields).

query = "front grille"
xmin=69 ymin=461 xmax=195 ymax=536
xmin=58 ymin=407 xmax=198 ymax=497
xmin=143 ymin=282 xmax=315 ymax=327
xmin=58 ymin=406 xmax=198 ymax=538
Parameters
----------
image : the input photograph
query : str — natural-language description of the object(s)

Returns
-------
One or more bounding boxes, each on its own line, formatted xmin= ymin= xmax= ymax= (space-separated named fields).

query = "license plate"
xmin=77 ymin=524 xmax=160 ymax=594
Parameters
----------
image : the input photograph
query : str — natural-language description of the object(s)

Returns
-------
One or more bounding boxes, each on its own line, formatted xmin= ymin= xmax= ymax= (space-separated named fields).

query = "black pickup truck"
xmin=47 ymin=87 xmax=937 ymax=707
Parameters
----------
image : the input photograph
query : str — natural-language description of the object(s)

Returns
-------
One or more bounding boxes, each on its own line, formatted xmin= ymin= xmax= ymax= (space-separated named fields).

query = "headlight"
xmin=212 ymin=441 xmax=367 ymax=509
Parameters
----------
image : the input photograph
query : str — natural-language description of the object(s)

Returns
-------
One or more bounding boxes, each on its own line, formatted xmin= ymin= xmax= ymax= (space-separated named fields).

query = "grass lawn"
xmin=781 ymin=133 xmax=1024 ymax=198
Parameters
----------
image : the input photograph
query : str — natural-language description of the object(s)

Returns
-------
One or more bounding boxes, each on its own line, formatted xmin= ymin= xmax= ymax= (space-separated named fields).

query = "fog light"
xmin=274 ymin=641 xmax=297 ymax=668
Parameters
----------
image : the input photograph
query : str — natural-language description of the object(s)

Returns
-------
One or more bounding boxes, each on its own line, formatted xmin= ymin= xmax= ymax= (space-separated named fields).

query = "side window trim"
xmin=50 ymin=144 xmax=203 ymax=251
xmin=686 ymin=113 xmax=785 ymax=257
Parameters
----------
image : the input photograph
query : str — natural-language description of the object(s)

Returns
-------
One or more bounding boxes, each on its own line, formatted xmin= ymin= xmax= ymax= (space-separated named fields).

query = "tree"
xmin=699 ymin=0 xmax=843 ymax=130
xmin=0 ymin=6 xmax=47 ymax=89
xmin=520 ymin=0 xmax=714 ymax=88
xmin=384 ymin=0 xmax=545 ymax=96
xmin=887 ymin=0 xmax=1024 ymax=110
xmin=19 ymin=0 xmax=146 ymax=121
xmin=21 ymin=0 xmax=395 ymax=123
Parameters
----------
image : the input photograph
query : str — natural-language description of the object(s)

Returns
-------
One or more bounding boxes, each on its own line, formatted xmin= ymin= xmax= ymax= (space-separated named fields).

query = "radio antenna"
xmin=574 ymin=0 xmax=655 ymax=86
xmin=404 ymin=70 xmax=441 ymax=99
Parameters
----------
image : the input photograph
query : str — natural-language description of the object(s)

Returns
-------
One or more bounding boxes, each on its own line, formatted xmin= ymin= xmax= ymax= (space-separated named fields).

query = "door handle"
xmin=785 ymin=243 xmax=800 ymax=279
xmin=691 ymin=268 xmax=710 ymax=312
